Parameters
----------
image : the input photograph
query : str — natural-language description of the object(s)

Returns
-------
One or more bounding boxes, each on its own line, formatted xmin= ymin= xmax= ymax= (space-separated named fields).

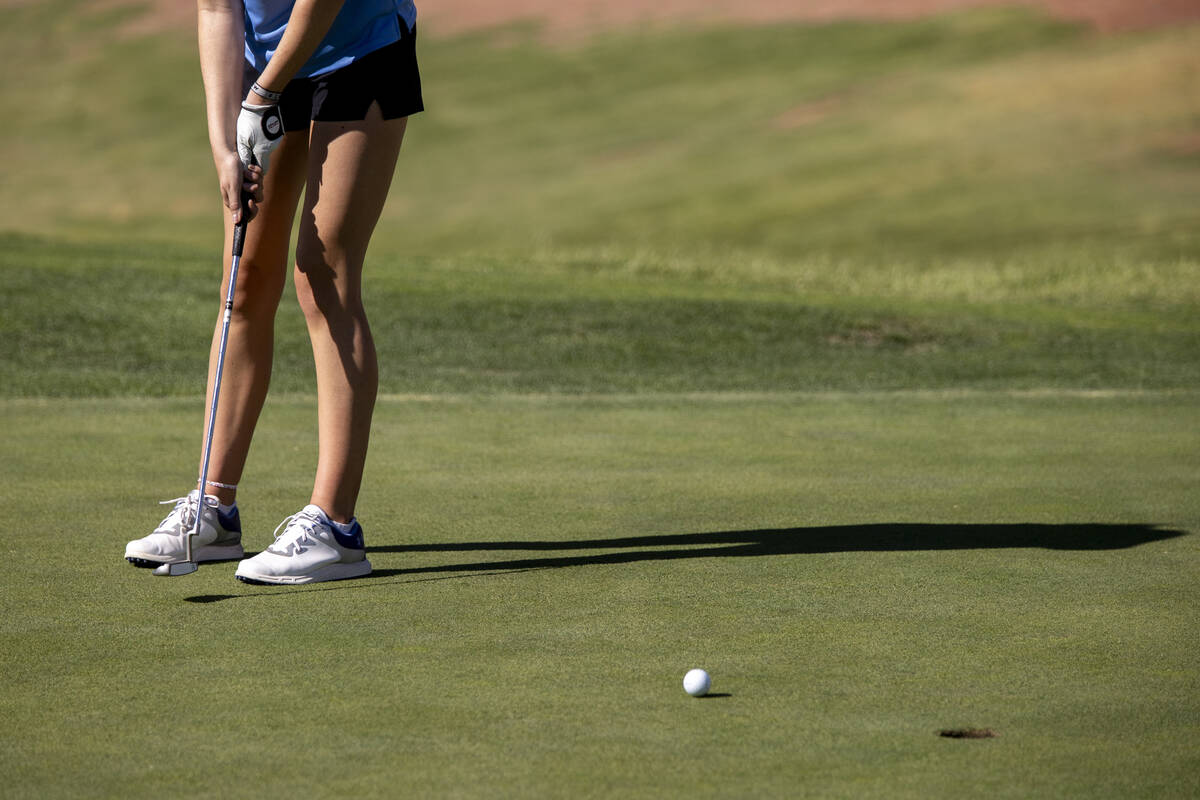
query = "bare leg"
xmin=294 ymin=105 xmax=407 ymax=522
xmin=199 ymin=130 xmax=310 ymax=506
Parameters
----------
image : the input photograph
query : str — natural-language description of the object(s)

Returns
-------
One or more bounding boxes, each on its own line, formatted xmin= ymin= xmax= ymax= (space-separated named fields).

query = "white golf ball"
xmin=683 ymin=668 xmax=711 ymax=697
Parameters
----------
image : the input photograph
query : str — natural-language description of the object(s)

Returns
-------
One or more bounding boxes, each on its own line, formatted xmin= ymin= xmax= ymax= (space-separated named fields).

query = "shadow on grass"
xmin=183 ymin=523 xmax=1183 ymax=602
xmin=366 ymin=523 xmax=1185 ymax=574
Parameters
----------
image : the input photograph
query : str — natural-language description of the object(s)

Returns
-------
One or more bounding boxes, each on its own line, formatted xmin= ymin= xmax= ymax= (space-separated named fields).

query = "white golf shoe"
xmin=235 ymin=504 xmax=371 ymax=585
xmin=125 ymin=490 xmax=244 ymax=567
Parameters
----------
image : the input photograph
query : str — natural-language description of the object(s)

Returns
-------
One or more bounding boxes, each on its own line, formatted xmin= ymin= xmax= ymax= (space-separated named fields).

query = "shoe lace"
xmin=158 ymin=495 xmax=197 ymax=531
xmin=267 ymin=509 xmax=325 ymax=556
xmin=157 ymin=492 xmax=215 ymax=532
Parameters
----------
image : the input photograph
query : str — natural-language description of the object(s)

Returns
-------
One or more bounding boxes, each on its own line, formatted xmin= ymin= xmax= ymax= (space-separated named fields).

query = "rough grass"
xmin=2 ymin=4 xmax=1199 ymax=265
xmin=2 ymin=6 xmax=1198 ymax=398
xmin=3 ymin=232 xmax=1198 ymax=396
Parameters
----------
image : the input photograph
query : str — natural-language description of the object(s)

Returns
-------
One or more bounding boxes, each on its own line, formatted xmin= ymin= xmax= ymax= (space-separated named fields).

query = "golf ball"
xmin=683 ymin=668 xmax=711 ymax=697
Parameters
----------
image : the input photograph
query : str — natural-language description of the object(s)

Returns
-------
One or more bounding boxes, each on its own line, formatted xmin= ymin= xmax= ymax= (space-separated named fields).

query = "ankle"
xmin=201 ymin=479 xmax=237 ymax=508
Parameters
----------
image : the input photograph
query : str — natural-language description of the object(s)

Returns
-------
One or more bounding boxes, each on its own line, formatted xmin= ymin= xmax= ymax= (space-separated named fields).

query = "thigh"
xmin=296 ymin=106 xmax=408 ymax=285
xmin=236 ymin=130 xmax=310 ymax=271
xmin=217 ymin=130 xmax=311 ymax=316
xmin=234 ymin=59 xmax=313 ymax=281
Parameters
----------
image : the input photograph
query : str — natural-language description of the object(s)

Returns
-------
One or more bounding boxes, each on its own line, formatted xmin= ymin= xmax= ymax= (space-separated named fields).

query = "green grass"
xmin=1 ymin=393 xmax=1197 ymax=798
xmin=1 ymin=5 xmax=1198 ymax=397
xmin=3 ymin=2 xmax=1200 ymax=264
xmin=0 ymin=2 xmax=1198 ymax=796
xmin=3 ymin=232 xmax=1197 ymax=396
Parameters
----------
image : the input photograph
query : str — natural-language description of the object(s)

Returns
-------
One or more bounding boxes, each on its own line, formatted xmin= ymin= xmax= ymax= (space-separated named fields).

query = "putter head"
xmin=153 ymin=561 xmax=198 ymax=577
xmin=151 ymin=528 xmax=199 ymax=576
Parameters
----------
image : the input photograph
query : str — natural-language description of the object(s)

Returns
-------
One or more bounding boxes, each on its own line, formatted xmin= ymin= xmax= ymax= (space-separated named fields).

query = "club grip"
xmin=231 ymin=153 xmax=259 ymax=258
xmin=232 ymin=217 xmax=248 ymax=258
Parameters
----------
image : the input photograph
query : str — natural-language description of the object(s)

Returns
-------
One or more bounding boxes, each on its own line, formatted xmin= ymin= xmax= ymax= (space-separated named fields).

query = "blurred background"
xmin=1 ymin=0 xmax=1197 ymax=395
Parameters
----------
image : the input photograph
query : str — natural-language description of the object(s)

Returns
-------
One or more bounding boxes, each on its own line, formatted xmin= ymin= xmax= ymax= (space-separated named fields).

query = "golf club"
xmin=154 ymin=160 xmax=255 ymax=576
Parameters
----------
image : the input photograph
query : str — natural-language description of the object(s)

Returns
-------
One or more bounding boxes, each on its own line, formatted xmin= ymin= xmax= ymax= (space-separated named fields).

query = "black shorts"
xmin=243 ymin=21 xmax=423 ymax=132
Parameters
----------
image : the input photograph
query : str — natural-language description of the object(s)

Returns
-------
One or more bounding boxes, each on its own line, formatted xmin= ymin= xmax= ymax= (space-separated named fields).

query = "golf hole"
xmin=938 ymin=728 xmax=998 ymax=739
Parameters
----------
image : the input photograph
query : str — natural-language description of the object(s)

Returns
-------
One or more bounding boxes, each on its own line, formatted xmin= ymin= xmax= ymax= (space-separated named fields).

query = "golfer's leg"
xmin=200 ymin=131 xmax=310 ymax=506
xmin=294 ymin=107 xmax=407 ymax=522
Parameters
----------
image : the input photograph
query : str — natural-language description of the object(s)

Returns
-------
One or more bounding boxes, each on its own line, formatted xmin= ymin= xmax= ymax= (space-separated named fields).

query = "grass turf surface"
xmin=1 ymin=2 xmax=1198 ymax=797
xmin=3 ymin=233 xmax=1197 ymax=397
xmin=1 ymin=392 xmax=1198 ymax=798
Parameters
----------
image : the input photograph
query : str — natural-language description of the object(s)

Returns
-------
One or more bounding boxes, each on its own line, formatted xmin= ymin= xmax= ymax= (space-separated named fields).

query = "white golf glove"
xmin=237 ymin=101 xmax=285 ymax=172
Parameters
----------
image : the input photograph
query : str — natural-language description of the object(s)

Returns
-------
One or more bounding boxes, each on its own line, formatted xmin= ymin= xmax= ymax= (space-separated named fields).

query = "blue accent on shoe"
xmin=330 ymin=521 xmax=364 ymax=550
xmin=217 ymin=506 xmax=241 ymax=533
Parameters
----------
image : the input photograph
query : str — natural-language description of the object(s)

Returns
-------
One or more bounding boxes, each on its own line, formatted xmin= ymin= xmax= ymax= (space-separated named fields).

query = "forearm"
xmin=253 ymin=0 xmax=347 ymax=94
xmin=198 ymin=0 xmax=246 ymax=162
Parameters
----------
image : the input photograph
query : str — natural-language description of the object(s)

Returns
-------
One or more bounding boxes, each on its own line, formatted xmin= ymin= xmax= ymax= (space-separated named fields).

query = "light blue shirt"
xmin=244 ymin=0 xmax=417 ymax=78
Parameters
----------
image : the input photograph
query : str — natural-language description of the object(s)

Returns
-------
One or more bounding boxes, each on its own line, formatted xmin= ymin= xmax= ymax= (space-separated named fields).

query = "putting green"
xmin=1 ymin=392 xmax=1196 ymax=798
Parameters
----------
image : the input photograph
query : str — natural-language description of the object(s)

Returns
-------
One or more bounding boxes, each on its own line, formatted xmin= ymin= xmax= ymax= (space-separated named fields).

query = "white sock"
xmin=218 ymin=501 xmax=236 ymax=515
xmin=308 ymin=504 xmax=355 ymax=533
xmin=329 ymin=517 xmax=356 ymax=535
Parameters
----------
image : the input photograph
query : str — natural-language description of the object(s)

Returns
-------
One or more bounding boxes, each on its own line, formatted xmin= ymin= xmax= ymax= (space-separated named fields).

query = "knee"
xmin=293 ymin=246 xmax=362 ymax=323
xmin=292 ymin=249 xmax=330 ymax=322
xmin=228 ymin=257 xmax=286 ymax=319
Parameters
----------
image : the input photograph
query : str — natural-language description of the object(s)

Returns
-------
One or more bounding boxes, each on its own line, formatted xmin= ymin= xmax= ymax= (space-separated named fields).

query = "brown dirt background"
xmin=17 ymin=1 xmax=1200 ymax=39
xmin=419 ymin=0 xmax=1200 ymax=37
